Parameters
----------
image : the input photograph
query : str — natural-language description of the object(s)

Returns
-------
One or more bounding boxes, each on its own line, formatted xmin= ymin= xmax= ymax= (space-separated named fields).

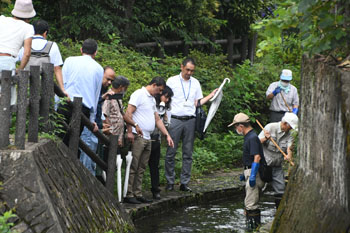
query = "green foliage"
xmin=0 ymin=210 xmax=16 ymax=233
xmin=253 ymin=0 xmax=350 ymax=58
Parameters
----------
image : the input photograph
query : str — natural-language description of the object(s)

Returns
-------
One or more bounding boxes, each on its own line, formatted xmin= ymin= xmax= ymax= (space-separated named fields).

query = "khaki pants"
xmin=244 ymin=168 xmax=265 ymax=210
xmin=127 ymin=135 xmax=152 ymax=198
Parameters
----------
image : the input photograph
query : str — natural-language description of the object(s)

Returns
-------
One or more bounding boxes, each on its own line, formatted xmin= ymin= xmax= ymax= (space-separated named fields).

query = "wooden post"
xmin=210 ymin=36 xmax=216 ymax=54
xmin=40 ymin=63 xmax=54 ymax=133
xmin=28 ymin=66 xmax=41 ymax=142
xmin=15 ymin=70 xmax=29 ymax=149
xmin=106 ymin=134 xmax=118 ymax=194
xmin=248 ymin=33 xmax=258 ymax=65
xmin=156 ymin=41 xmax=164 ymax=59
xmin=0 ymin=70 xmax=12 ymax=148
xmin=227 ymin=33 xmax=234 ymax=65
xmin=240 ymin=34 xmax=248 ymax=62
xmin=68 ymin=97 xmax=82 ymax=158
xmin=183 ymin=42 xmax=189 ymax=56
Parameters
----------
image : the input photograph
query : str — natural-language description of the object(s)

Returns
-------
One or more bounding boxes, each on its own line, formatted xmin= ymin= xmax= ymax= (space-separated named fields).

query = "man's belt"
xmin=271 ymin=110 xmax=287 ymax=114
xmin=172 ymin=115 xmax=195 ymax=121
xmin=244 ymin=165 xmax=251 ymax=170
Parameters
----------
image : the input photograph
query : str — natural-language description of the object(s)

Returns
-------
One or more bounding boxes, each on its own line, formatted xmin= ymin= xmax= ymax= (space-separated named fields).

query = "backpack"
xmin=25 ymin=40 xmax=53 ymax=72
xmin=195 ymin=99 xmax=207 ymax=140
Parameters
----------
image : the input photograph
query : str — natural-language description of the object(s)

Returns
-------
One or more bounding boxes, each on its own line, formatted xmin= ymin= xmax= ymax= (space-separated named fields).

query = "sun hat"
xmin=280 ymin=69 xmax=293 ymax=81
xmin=282 ymin=112 xmax=298 ymax=130
xmin=228 ymin=113 xmax=250 ymax=127
xmin=11 ymin=0 xmax=36 ymax=19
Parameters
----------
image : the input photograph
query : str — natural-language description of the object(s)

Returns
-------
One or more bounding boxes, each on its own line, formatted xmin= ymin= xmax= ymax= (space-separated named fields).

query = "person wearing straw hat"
xmin=258 ymin=112 xmax=298 ymax=209
xmin=0 ymin=0 xmax=35 ymax=105
xmin=266 ymin=69 xmax=299 ymax=122
xmin=228 ymin=113 xmax=265 ymax=230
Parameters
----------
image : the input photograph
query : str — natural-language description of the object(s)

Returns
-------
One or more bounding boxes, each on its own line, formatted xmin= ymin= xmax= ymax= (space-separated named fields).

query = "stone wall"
xmin=0 ymin=139 xmax=134 ymax=233
xmin=271 ymin=57 xmax=350 ymax=232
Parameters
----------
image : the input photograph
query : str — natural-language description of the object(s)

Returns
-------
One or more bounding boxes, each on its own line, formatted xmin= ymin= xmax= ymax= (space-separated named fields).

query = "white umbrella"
xmin=123 ymin=150 xmax=133 ymax=198
xmin=116 ymin=154 xmax=123 ymax=202
xmin=203 ymin=78 xmax=231 ymax=132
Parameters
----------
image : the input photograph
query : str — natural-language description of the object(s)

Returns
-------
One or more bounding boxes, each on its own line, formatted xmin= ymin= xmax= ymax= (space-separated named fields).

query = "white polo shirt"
xmin=167 ymin=73 xmax=203 ymax=117
xmin=129 ymin=87 xmax=156 ymax=140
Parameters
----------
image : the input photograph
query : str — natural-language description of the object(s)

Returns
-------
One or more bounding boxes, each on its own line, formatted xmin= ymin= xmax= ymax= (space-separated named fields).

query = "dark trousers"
xmin=57 ymin=102 xmax=90 ymax=147
xmin=269 ymin=111 xmax=286 ymax=123
xmin=149 ymin=139 xmax=161 ymax=193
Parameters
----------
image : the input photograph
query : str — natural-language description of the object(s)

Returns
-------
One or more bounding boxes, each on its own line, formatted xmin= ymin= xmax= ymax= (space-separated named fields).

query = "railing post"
xmin=240 ymin=34 xmax=248 ymax=62
xmin=0 ymin=70 xmax=12 ymax=148
xmin=227 ymin=33 xmax=234 ymax=65
xmin=248 ymin=32 xmax=258 ymax=65
xmin=183 ymin=42 xmax=189 ymax=56
xmin=15 ymin=70 xmax=29 ymax=149
xmin=69 ymin=97 xmax=82 ymax=158
xmin=106 ymin=134 xmax=118 ymax=194
xmin=156 ymin=41 xmax=164 ymax=59
xmin=28 ymin=66 xmax=41 ymax=142
xmin=40 ymin=63 xmax=54 ymax=133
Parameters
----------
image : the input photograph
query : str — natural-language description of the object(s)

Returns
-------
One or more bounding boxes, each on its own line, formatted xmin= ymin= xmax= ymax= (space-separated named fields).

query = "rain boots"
xmin=274 ymin=194 xmax=283 ymax=209
xmin=245 ymin=208 xmax=261 ymax=231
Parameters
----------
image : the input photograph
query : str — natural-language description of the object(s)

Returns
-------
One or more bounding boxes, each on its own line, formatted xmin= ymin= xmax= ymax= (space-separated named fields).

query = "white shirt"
xmin=0 ymin=16 xmax=34 ymax=57
xmin=167 ymin=73 xmax=203 ymax=116
xmin=17 ymin=35 xmax=63 ymax=67
xmin=63 ymin=55 xmax=103 ymax=122
xmin=129 ymin=87 xmax=156 ymax=140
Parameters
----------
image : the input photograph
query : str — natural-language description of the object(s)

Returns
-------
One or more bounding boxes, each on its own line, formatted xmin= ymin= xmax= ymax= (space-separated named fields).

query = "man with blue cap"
xmin=266 ymin=69 xmax=299 ymax=122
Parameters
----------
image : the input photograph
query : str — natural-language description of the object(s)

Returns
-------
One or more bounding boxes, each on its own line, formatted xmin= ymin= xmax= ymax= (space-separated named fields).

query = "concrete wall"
xmin=0 ymin=139 xmax=134 ymax=233
xmin=271 ymin=57 xmax=350 ymax=232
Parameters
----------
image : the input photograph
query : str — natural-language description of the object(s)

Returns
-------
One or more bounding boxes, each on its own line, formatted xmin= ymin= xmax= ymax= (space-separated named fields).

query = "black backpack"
xmin=195 ymin=99 xmax=207 ymax=140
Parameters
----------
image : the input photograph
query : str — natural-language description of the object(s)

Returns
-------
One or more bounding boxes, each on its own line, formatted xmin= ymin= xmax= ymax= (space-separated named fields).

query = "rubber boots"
xmin=274 ymin=194 xmax=283 ymax=209
xmin=245 ymin=208 xmax=261 ymax=231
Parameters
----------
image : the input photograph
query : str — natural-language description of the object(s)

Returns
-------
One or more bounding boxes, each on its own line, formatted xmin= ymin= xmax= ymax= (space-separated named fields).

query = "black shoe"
xmin=152 ymin=192 xmax=161 ymax=200
xmin=136 ymin=196 xmax=153 ymax=203
xmin=179 ymin=184 xmax=192 ymax=192
xmin=166 ymin=184 xmax=174 ymax=191
xmin=123 ymin=197 xmax=141 ymax=204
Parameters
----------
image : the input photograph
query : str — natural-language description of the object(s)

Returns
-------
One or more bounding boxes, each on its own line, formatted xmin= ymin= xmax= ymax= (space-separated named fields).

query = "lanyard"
xmin=179 ymin=74 xmax=191 ymax=101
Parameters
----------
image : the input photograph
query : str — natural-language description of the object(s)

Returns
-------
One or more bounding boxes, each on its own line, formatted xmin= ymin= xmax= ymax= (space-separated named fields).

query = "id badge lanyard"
xmin=180 ymin=74 xmax=191 ymax=102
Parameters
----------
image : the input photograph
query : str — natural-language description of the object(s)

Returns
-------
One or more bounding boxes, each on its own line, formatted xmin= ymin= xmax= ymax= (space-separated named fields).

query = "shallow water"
xmin=134 ymin=194 xmax=276 ymax=233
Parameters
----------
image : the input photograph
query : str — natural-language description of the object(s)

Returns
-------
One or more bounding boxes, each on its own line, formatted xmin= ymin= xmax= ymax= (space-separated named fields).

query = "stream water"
xmin=134 ymin=194 xmax=276 ymax=232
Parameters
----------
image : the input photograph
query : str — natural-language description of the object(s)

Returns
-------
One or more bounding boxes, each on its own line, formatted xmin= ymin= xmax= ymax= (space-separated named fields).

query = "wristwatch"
xmin=134 ymin=122 xmax=138 ymax=127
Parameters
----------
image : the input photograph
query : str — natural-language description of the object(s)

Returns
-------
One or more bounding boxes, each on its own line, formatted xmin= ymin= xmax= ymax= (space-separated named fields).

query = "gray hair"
xmin=112 ymin=75 xmax=130 ymax=89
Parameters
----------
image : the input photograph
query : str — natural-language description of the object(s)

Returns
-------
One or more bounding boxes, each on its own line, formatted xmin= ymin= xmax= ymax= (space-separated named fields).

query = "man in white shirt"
xmin=17 ymin=19 xmax=68 ymax=97
xmin=58 ymin=39 xmax=103 ymax=147
xmin=165 ymin=58 xmax=216 ymax=192
xmin=0 ymin=0 xmax=35 ymax=105
xmin=123 ymin=77 xmax=174 ymax=204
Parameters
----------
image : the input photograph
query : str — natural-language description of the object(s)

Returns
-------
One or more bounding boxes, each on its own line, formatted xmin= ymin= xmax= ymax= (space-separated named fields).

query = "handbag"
xmin=259 ymin=154 xmax=273 ymax=182
xmin=195 ymin=99 xmax=207 ymax=140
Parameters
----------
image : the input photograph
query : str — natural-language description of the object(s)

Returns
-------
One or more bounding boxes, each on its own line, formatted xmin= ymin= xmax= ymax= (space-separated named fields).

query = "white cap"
xmin=282 ymin=112 xmax=298 ymax=131
xmin=280 ymin=69 xmax=293 ymax=81
xmin=11 ymin=0 xmax=36 ymax=19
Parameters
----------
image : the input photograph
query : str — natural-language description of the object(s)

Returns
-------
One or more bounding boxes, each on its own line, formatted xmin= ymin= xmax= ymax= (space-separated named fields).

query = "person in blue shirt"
xmin=228 ymin=113 xmax=265 ymax=231
xmin=58 ymin=39 xmax=103 ymax=149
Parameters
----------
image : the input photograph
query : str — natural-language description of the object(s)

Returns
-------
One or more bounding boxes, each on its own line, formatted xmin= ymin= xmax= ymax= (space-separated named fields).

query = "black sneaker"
xmin=166 ymin=184 xmax=174 ymax=191
xmin=123 ymin=197 xmax=141 ymax=204
xmin=152 ymin=192 xmax=161 ymax=200
xmin=179 ymin=184 xmax=192 ymax=192
xmin=136 ymin=196 xmax=153 ymax=203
